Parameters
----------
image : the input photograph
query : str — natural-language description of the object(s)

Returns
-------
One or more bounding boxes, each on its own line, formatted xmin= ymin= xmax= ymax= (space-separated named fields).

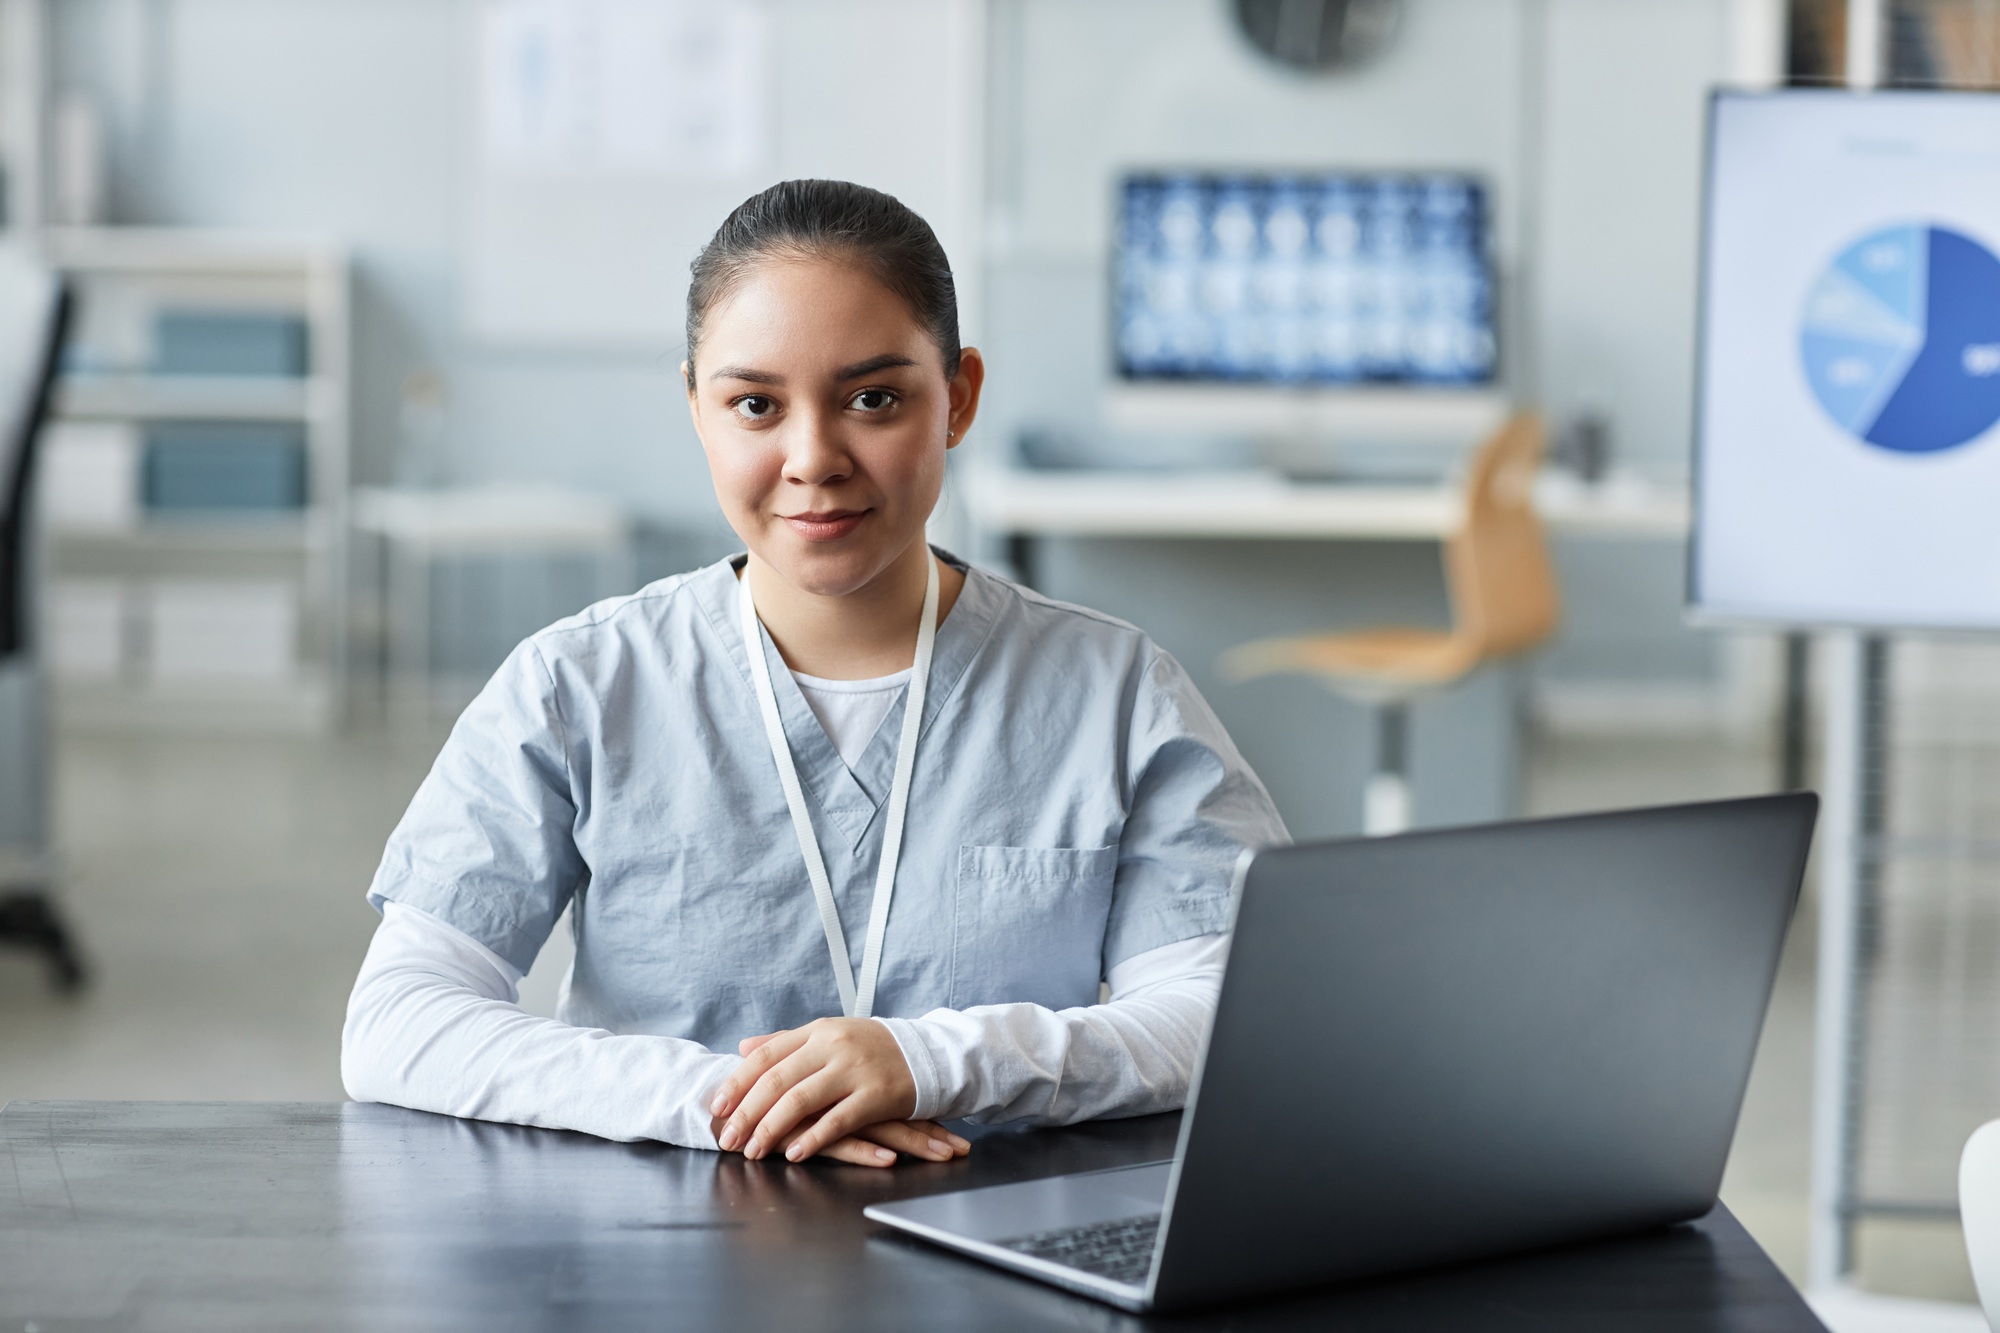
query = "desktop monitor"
xmin=1105 ymin=172 xmax=1508 ymax=456
xmin=1115 ymin=171 xmax=1494 ymax=385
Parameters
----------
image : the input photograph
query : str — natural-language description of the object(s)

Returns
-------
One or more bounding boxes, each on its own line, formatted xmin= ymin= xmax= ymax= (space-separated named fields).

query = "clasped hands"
xmin=708 ymin=1016 xmax=971 ymax=1169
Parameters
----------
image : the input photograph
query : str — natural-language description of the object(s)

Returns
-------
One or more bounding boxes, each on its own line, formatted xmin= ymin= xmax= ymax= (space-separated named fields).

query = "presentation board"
xmin=1693 ymin=91 xmax=2000 ymax=629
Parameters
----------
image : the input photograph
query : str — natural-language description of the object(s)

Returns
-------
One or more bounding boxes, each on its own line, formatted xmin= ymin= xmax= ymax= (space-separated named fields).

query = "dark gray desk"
xmin=1 ymin=1100 xmax=1825 ymax=1332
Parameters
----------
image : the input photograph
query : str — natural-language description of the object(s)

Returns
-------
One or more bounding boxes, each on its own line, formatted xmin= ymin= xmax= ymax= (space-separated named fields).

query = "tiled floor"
xmin=0 ymin=719 xmax=1980 ymax=1305
xmin=0 ymin=724 xmax=445 ymax=1101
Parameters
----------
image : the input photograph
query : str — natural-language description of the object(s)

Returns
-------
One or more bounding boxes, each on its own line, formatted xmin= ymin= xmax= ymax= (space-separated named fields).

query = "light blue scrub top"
xmin=368 ymin=550 xmax=1289 ymax=1053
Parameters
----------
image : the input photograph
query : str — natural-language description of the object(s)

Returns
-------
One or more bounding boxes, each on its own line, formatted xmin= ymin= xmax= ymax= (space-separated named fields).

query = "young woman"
xmin=342 ymin=180 xmax=1287 ymax=1168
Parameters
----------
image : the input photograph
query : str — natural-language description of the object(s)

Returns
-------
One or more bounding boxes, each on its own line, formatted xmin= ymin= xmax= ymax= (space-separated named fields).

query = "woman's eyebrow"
xmin=835 ymin=353 xmax=918 ymax=380
xmin=709 ymin=365 xmax=784 ymax=386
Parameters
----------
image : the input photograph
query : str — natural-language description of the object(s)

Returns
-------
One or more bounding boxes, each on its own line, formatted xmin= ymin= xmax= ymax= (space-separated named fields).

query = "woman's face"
xmin=687 ymin=256 xmax=983 ymax=599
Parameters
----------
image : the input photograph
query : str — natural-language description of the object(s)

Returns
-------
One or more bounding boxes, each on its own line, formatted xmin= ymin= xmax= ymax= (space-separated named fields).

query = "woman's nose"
xmin=781 ymin=412 xmax=854 ymax=487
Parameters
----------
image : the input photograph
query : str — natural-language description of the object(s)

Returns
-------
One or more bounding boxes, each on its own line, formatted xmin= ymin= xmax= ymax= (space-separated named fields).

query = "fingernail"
xmin=718 ymin=1127 xmax=737 ymax=1151
xmin=710 ymin=1094 xmax=727 ymax=1116
xmin=787 ymin=1144 xmax=805 ymax=1162
xmin=928 ymin=1138 xmax=952 ymax=1157
xmin=875 ymin=1148 xmax=895 ymax=1163
xmin=947 ymin=1134 xmax=971 ymax=1151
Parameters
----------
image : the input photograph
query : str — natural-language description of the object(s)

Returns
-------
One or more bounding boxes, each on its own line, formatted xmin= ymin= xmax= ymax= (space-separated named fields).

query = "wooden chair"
xmin=1220 ymin=413 xmax=1560 ymax=835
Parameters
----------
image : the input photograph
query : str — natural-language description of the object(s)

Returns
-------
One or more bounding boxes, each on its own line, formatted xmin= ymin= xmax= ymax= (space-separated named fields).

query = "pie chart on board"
xmin=1800 ymin=223 xmax=2000 ymax=454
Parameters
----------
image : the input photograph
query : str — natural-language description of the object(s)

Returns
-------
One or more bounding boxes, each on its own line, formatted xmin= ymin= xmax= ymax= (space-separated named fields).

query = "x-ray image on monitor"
xmin=1114 ymin=173 xmax=1496 ymax=385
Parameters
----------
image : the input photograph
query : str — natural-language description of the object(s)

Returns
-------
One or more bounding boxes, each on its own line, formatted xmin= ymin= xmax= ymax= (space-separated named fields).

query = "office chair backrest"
xmin=0 ymin=250 xmax=72 ymax=661
xmin=1444 ymin=412 xmax=1559 ymax=661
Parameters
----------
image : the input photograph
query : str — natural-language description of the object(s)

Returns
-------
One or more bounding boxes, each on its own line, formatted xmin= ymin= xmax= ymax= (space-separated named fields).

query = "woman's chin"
xmin=764 ymin=543 xmax=897 ymax=599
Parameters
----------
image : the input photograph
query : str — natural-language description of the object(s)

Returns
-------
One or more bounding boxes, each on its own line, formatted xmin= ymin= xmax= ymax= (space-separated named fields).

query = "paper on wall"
xmin=481 ymin=0 xmax=770 ymax=178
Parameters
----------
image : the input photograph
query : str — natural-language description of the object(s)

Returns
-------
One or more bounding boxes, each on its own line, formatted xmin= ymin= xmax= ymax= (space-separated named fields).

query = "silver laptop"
xmin=865 ymin=794 xmax=1817 ymax=1313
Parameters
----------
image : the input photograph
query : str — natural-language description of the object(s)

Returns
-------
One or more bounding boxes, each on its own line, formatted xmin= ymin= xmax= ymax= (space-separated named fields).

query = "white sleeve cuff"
xmin=875 ymin=1015 xmax=951 ymax=1122
xmin=871 ymin=933 xmax=1229 ymax=1126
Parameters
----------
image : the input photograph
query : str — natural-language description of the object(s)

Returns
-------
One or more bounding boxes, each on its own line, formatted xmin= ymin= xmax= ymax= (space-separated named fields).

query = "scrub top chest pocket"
xmin=951 ymin=844 xmax=1118 ymax=1012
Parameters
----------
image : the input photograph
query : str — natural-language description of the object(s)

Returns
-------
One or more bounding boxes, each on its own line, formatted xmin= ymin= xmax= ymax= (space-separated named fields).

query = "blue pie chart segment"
xmin=1801 ymin=224 xmax=2000 ymax=454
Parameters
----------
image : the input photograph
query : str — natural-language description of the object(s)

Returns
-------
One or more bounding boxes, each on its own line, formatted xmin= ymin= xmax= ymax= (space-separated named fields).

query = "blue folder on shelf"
xmin=155 ymin=310 xmax=309 ymax=378
xmin=143 ymin=423 xmax=307 ymax=512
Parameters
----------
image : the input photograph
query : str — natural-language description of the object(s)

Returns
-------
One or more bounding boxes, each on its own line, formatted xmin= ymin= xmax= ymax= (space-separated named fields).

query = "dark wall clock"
xmin=1232 ymin=0 xmax=1401 ymax=72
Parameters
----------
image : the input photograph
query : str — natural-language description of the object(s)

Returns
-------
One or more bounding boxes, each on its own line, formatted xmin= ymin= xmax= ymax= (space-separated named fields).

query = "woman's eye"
xmin=849 ymin=388 xmax=896 ymax=412
xmin=731 ymin=395 xmax=777 ymax=422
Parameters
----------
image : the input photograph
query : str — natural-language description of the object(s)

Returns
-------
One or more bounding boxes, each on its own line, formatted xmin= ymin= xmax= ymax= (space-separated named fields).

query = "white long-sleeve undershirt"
xmin=341 ymin=902 xmax=1225 ymax=1149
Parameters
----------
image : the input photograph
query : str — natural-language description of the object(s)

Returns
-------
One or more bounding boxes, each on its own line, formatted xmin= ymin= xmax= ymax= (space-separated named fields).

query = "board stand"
xmin=1807 ymin=631 xmax=1881 ymax=1288
xmin=1805 ymin=630 xmax=1983 ymax=1331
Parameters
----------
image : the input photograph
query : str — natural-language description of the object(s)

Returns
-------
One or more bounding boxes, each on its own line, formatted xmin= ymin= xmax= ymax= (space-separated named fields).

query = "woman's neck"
xmin=744 ymin=542 xmax=965 ymax=680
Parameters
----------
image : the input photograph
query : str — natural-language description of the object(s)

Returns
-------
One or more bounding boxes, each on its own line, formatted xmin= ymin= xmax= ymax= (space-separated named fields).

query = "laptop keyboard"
xmin=998 ymin=1213 xmax=1161 ymax=1285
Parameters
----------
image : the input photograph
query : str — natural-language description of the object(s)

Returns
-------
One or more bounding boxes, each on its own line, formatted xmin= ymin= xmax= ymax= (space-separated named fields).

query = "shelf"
xmin=38 ymin=226 xmax=352 ymax=735
xmin=55 ymin=374 xmax=334 ymax=423
xmin=47 ymin=516 xmax=322 ymax=554
xmin=43 ymin=227 xmax=344 ymax=275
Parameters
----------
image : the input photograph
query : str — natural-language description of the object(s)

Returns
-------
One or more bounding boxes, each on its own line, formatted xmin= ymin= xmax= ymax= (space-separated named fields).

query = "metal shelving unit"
xmin=39 ymin=227 xmax=351 ymax=732
xmin=57 ymin=374 xmax=324 ymax=422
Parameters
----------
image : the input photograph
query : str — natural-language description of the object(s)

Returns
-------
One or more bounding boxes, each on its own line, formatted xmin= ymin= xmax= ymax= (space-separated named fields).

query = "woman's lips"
xmin=783 ymin=510 xmax=868 ymax=541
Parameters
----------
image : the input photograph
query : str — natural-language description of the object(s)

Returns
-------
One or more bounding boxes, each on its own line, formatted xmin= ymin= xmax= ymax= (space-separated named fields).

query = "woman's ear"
xmin=945 ymin=347 xmax=986 ymax=450
xmin=683 ymin=361 xmax=704 ymax=437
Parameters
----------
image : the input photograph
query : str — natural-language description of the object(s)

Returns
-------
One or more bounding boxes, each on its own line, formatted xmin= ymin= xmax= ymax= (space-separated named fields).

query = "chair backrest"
xmin=1442 ymin=412 xmax=1560 ymax=660
xmin=0 ymin=250 xmax=73 ymax=661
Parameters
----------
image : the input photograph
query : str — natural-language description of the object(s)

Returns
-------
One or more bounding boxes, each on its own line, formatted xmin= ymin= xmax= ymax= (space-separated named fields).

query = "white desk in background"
xmin=960 ymin=464 xmax=1691 ymax=579
xmin=958 ymin=462 xmax=1693 ymax=835
xmin=351 ymin=486 xmax=633 ymax=716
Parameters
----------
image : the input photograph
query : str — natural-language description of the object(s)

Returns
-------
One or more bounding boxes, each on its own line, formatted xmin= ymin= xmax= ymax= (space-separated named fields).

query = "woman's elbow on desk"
xmin=338 ymin=945 xmax=474 ymax=1110
xmin=339 ymin=906 xmax=596 ymax=1131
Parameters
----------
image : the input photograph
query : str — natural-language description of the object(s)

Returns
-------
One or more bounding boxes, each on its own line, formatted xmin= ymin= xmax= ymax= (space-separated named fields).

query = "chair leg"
xmin=1362 ymin=702 xmax=1413 ymax=837
xmin=0 ymin=889 xmax=87 ymax=992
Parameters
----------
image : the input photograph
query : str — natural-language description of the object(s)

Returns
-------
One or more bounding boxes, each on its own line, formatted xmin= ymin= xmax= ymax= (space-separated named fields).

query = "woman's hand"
xmin=708 ymin=1017 xmax=971 ymax=1165
xmin=713 ymin=1111 xmax=966 ymax=1168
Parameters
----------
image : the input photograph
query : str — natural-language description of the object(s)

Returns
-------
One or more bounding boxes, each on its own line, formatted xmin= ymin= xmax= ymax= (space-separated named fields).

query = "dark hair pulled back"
xmin=685 ymin=179 xmax=961 ymax=387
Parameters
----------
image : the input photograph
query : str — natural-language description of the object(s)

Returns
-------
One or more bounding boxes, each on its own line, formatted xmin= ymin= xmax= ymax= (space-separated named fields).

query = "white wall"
xmin=52 ymin=0 xmax=1750 ymax=707
xmin=53 ymin=0 xmax=981 ymax=522
xmin=1529 ymin=0 xmax=1743 ymax=696
xmin=56 ymin=0 xmax=1742 ymax=496
xmin=1536 ymin=0 xmax=1735 ymax=476
xmin=977 ymin=0 xmax=1737 ymax=476
xmin=992 ymin=0 xmax=1528 ymax=259
xmin=971 ymin=0 xmax=1743 ymax=714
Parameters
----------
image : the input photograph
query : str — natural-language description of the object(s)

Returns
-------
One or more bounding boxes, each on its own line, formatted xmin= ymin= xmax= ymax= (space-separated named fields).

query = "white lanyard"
xmin=737 ymin=554 xmax=939 ymax=1019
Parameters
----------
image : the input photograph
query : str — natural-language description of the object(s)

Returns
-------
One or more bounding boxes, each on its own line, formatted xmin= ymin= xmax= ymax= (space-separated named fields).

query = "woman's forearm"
xmin=341 ymin=903 xmax=735 ymax=1148
xmin=878 ymin=934 xmax=1226 ymax=1125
